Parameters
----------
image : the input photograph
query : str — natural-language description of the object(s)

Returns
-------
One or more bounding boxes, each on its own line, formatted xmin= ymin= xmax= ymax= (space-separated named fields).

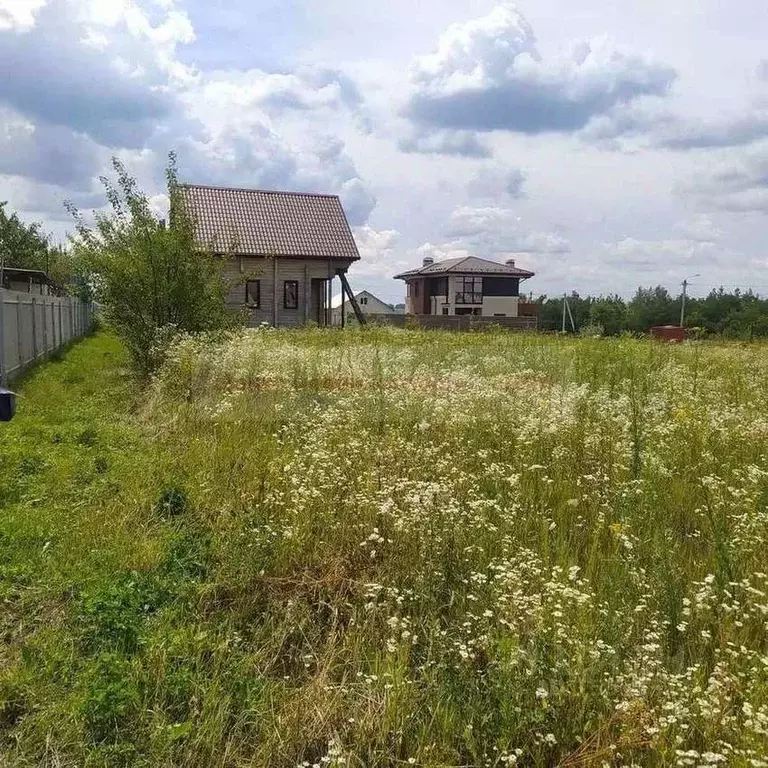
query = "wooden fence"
xmin=0 ymin=289 xmax=94 ymax=384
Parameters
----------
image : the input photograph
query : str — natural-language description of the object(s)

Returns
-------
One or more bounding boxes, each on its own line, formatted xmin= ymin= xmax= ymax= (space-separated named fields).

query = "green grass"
xmin=1 ymin=328 xmax=767 ymax=767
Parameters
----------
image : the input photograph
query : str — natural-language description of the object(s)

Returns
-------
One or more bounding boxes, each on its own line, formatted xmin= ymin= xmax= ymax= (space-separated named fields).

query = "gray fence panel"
xmin=0 ymin=290 xmax=93 ymax=384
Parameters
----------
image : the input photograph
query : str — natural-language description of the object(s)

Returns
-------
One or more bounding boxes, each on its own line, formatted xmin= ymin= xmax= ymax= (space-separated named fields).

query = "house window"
xmin=284 ymin=280 xmax=299 ymax=309
xmin=414 ymin=282 xmax=420 ymax=298
xmin=360 ymin=296 xmax=368 ymax=305
xmin=442 ymin=307 xmax=449 ymax=315
xmin=245 ymin=280 xmax=260 ymax=308
xmin=456 ymin=276 xmax=483 ymax=305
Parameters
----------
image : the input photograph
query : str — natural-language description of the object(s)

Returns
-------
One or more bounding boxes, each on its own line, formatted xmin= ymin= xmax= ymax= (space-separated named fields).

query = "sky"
xmin=1 ymin=0 xmax=768 ymax=303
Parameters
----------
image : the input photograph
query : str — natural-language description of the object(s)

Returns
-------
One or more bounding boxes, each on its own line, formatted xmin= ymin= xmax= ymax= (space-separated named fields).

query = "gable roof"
xmin=331 ymin=290 xmax=393 ymax=310
xmin=1 ymin=268 xmax=51 ymax=283
xmin=178 ymin=184 xmax=360 ymax=260
xmin=394 ymin=255 xmax=534 ymax=280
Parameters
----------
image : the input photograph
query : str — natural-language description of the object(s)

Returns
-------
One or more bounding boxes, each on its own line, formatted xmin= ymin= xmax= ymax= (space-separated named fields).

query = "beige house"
xmin=394 ymin=256 xmax=535 ymax=318
xmin=180 ymin=184 xmax=361 ymax=327
xmin=331 ymin=290 xmax=397 ymax=324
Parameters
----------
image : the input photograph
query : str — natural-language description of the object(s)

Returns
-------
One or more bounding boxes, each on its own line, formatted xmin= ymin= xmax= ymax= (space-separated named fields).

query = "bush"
xmin=67 ymin=154 xmax=234 ymax=376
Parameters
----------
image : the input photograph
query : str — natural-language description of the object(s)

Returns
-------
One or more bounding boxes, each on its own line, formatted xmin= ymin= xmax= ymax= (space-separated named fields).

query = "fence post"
xmin=16 ymin=294 xmax=23 ymax=373
xmin=31 ymin=296 xmax=38 ymax=362
xmin=43 ymin=295 xmax=49 ymax=357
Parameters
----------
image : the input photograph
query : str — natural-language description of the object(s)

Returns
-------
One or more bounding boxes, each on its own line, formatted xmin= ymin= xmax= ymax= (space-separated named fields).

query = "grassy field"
xmin=1 ymin=328 xmax=767 ymax=767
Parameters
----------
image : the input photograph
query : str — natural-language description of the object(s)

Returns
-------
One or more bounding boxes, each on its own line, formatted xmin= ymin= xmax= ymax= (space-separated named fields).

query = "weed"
xmin=155 ymin=486 xmax=188 ymax=518
xmin=77 ymin=574 xmax=157 ymax=654
xmin=80 ymin=653 xmax=140 ymax=745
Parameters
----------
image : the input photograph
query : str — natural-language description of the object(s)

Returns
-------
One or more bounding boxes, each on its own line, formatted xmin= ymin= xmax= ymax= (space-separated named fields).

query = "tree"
xmin=588 ymin=296 xmax=627 ymax=336
xmin=0 ymin=203 xmax=76 ymax=290
xmin=626 ymin=286 xmax=678 ymax=331
xmin=67 ymin=154 xmax=233 ymax=375
xmin=0 ymin=202 xmax=49 ymax=271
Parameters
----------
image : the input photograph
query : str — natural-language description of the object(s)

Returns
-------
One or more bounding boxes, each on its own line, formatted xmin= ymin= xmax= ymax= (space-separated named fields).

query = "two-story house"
xmin=180 ymin=184 xmax=361 ymax=327
xmin=394 ymin=256 xmax=535 ymax=318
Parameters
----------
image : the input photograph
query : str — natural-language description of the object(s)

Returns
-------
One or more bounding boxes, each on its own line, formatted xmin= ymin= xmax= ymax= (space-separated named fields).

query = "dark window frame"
xmin=284 ymin=280 xmax=299 ymax=310
xmin=245 ymin=279 xmax=261 ymax=308
xmin=455 ymin=276 xmax=483 ymax=305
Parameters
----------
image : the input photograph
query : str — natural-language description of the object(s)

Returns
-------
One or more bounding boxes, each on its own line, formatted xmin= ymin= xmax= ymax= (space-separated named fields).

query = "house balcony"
xmin=455 ymin=292 xmax=483 ymax=305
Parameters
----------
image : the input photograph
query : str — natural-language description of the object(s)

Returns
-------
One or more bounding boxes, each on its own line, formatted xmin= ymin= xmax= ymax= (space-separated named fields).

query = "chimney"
xmin=506 ymin=259 xmax=516 ymax=267
xmin=423 ymin=256 xmax=435 ymax=267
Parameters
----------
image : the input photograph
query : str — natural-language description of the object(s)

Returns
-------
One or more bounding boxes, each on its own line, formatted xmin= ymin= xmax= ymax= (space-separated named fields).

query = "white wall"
xmin=331 ymin=292 xmax=395 ymax=324
xmin=482 ymin=296 xmax=519 ymax=317
xmin=429 ymin=295 xmax=449 ymax=314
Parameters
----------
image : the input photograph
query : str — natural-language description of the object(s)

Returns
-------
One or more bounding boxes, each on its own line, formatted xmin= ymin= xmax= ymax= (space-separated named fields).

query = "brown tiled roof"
xmin=178 ymin=184 xmax=360 ymax=260
xmin=394 ymin=256 xmax=534 ymax=279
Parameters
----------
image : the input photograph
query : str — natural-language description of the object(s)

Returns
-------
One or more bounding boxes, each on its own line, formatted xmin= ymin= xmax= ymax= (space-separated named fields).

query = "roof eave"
xmin=211 ymin=251 xmax=361 ymax=261
xmin=395 ymin=268 xmax=535 ymax=279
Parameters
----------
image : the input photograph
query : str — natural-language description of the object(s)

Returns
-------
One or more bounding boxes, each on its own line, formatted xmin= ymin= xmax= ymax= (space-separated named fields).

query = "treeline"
xmin=537 ymin=286 xmax=768 ymax=338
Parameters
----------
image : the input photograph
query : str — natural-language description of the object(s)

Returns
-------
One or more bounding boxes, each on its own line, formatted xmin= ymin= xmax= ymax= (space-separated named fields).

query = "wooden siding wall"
xmin=222 ymin=257 xmax=352 ymax=327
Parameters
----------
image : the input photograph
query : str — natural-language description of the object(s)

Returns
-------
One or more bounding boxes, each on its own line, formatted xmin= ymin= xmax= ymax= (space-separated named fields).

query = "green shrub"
xmin=78 ymin=574 xmax=158 ymax=655
xmin=80 ymin=653 xmax=140 ymax=746
xmin=66 ymin=153 xmax=234 ymax=376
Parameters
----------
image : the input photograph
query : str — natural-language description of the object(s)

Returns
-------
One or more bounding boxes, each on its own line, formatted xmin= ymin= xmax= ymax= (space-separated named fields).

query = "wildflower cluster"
xmin=140 ymin=328 xmax=768 ymax=765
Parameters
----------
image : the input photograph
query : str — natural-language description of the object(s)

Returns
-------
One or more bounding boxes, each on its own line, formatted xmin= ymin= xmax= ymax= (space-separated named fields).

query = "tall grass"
xmin=1 ymin=328 xmax=767 ymax=767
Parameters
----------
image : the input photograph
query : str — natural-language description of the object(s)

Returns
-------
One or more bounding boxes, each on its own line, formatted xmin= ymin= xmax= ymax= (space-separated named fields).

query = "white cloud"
xmin=404 ymin=3 xmax=676 ymax=137
xmin=681 ymin=141 xmax=768 ymax=212
xmin=599 ymin=237 xmax=719 ymax=270
xmin=412 ymin=241 xmax=473 ymax=263
xmin=0 ymin=0 xmax=47 ymax=32
xmin=0 ymin=0 xmax=377 ymax=224
xmin=349 ymin=227 xmax=406 ymax=278
xmin=467 ymin=165 xmax=526 ymax=198
xmin=674 ymin=215 xmax=723 ymax=243
xmin=0 ymin=106 xmax=102 ymax=189
xmin=446 ymin=205 xmax=571 ymax=254
xmin=398 ymin=128 xmax=491 ymax=158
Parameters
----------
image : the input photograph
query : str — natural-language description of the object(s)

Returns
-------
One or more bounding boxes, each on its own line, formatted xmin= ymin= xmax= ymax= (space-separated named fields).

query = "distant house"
xmin=331 ymin=289 xmax=398 ymax=324
xmin=394 ymin=256 xmax=535 ymax=318
xmin=180 ymin=184 xmax=361 ymax=327
xmin=1 ymin=268 xmax=62 ymax=296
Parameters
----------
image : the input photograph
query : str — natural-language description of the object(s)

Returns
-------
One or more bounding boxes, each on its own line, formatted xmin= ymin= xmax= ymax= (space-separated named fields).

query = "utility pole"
xmin=561 ymin=293 xmax=567 ymax=333
xmin=566 ymin=296 xmax=576 ymax=333
xmin=680 ymin=274 xmax=700 ymax=327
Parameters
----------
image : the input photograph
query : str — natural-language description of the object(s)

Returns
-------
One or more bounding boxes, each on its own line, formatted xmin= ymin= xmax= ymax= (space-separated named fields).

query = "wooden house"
xmin=179 ymin=184 xmax=361 ymax=327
